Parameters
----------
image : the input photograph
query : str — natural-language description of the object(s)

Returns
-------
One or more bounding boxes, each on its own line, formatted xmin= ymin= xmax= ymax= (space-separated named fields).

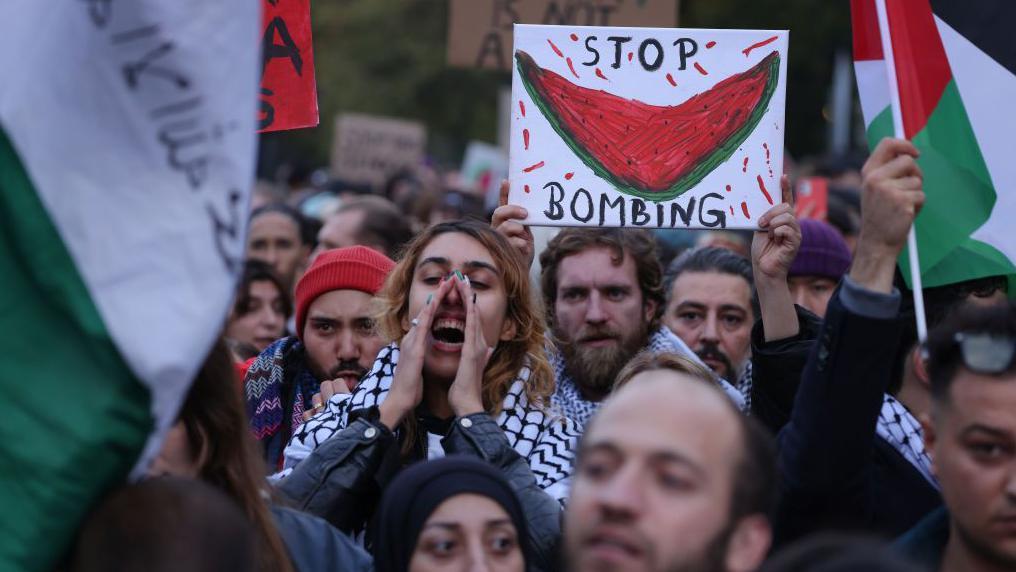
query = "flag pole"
xmin=873 ymin=0 xmax=929 ymax=342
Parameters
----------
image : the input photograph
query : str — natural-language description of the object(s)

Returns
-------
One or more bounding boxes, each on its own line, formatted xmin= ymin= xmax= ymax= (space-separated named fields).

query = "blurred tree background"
xmin=257 ymin=0 xmax=855 ymax=180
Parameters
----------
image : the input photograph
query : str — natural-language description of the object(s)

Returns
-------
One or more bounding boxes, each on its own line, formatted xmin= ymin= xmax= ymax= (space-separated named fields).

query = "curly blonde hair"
xmin=375 ymin=220 xmax=554 ymax=414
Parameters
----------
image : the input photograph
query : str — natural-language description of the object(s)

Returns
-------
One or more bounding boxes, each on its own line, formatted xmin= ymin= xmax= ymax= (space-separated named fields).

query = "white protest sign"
xmin=509 ymin=25 xmax=788 ymax=229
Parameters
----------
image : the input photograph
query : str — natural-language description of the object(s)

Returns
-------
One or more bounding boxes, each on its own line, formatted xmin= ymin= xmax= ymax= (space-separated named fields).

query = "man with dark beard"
xmin=539 ymin=228 xmax=745 ymax=427
xmin=564 ymin=351 xmax=776 ymax=572
xmin=662 ymin=247 xmax=756 ymax=385
xmin=244 ymin=246 xmax=395 ymax=471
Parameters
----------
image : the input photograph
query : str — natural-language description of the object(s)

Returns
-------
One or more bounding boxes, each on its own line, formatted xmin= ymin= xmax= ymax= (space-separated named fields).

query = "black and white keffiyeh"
xmin=877 ymin=395 xmax=938 ymax=488
xmin=281 ymin=343 xmax=580 ymax=502
xmin=549 ymin=327 xmax=747 ymax=427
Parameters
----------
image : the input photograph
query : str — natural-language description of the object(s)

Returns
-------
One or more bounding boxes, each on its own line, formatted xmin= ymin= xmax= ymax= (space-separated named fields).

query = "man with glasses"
xmin=896 ymin=301 xmax=1016 ymax=571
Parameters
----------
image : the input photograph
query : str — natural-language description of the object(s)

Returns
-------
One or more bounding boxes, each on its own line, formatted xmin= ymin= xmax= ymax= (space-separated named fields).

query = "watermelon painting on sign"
xmin=509 ymin=25 xmax=788 ymax=229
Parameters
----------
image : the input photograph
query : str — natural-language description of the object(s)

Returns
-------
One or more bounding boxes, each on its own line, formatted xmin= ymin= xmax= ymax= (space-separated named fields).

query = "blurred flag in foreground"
xmin=0 ymin=2 xmax=259 ymax=569
xmin=851 ymin=0 xmax=1016 ymax=290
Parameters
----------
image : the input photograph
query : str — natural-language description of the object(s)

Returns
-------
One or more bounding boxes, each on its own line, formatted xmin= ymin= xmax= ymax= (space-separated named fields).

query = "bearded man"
xmin=244 ymin=246 xmax=394 ymax=470
xmin=539 ymin=228 xmax=744 ymax=427
xmin=662 ymin=246 xmax=756 ymax=383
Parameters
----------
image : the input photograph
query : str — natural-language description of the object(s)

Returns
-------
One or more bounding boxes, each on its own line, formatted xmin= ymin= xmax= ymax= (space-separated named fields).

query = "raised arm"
xmin=775 ymin=137 xmax=924 ymax=542
xmin=748 ymin=174 xmax=817 ymax=432
xmin=849 ymin=138 xmax=923 ymax=294
xmin=752 ymin=175 xmax=802 ymax=342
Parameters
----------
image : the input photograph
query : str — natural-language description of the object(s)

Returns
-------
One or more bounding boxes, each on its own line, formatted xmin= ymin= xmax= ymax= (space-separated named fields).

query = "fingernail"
xmin=426 ymin=294 xmax=433 ymax=305
xmin=454 ymin=270 xmax=464 ymax=281
xmin=473 ymin=292 xmax=477 ymax=304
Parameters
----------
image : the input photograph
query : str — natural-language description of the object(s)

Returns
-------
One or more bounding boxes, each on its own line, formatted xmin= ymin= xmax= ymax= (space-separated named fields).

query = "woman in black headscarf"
xmin=373 ymin=456 xmax=532 ymax=572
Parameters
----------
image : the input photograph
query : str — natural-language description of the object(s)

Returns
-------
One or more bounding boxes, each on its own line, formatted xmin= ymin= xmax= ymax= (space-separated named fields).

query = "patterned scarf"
xmin=244 ymin=336 xmax=321 ymax=468
xmin=285 ymin=343 xmax=580 ymax=501
xmin=549 ymin=327 xmax=748 ymax=427
xmin=877 ymin=395 xmax=938 ymax=488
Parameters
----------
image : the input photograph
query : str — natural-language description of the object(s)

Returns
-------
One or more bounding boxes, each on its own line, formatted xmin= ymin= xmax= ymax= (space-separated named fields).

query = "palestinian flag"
xmin=0 ymin=2 xmax=259 ymax=569
xmin=851 ymin=0 xmax=1016 ymax=290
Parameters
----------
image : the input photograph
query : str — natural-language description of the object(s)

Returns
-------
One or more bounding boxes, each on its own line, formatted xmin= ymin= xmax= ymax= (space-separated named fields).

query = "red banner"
xmin=258 ymin=0 xmax=319 ymax=132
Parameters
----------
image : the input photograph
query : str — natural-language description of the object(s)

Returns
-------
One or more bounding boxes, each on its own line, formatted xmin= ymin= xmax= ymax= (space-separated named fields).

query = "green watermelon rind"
xmin=516 ymin=50 xmax=781 ymax=203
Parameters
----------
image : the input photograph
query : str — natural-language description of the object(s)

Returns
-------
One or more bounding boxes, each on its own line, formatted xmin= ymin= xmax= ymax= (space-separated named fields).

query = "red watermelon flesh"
xmin=515 ymin=49 xmax=781 ymax=202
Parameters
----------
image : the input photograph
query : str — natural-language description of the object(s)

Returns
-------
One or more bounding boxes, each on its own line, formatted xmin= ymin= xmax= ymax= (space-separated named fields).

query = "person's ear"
xmin=192 ymin=424 xmax=211 ymax=476
xmin=643 ymin=298 xmax=658 ymax=325
xmin=499 ymin=315 xmax=518 ymax=342
xmin=911 ymin=346 xmax=930 ymax=388
xmin=920 ymin=412 xmax=938 ymax=475
xmin=725 ymin=515 xmax=772 ymax=572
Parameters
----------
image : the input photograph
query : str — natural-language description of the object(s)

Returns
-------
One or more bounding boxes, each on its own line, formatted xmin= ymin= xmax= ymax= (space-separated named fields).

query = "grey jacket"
xmin=270 ymin=505 xmax=372 ymax=572
xmin=277 ymin=411 xmax=563 ymax=571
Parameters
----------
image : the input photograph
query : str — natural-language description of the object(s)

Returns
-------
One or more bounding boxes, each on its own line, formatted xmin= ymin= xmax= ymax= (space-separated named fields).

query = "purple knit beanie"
xmin=789 ymin=219 xmax=852 ymax=279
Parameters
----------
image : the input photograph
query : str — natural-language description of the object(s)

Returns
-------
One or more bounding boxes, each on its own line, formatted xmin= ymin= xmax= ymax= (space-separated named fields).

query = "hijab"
xmin=373 ymin=456 xmax=531 ymax=572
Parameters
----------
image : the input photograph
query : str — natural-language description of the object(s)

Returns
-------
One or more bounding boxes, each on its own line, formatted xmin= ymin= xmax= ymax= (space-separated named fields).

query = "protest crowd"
xmin=65 ymin=138 xmax=1015 ymax=572
xmin=4 ymin=3 xmax=1016 ymax=572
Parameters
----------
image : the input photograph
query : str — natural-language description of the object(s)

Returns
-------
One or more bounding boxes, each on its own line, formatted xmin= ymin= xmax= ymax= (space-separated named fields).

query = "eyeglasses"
xmin=953 ymin=333 xmax=1016 ymax=375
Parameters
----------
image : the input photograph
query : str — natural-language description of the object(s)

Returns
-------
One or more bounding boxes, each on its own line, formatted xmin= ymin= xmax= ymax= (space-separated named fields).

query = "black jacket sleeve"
xmin=276 ymin=415 xmax=399 ymax=534
xmin=774 ymin=285 xmax=904 ymax=545
xmin=750 ymin=304 xmax=823 ymax=435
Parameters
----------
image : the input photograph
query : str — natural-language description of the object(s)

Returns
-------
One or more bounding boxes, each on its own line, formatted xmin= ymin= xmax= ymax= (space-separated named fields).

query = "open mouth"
xmin=431 ymin=318 xmax=465 ymax=350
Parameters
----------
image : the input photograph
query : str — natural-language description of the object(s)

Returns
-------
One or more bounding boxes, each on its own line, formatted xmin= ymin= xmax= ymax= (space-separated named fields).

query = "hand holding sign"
xmin=491 ymin=180 xmax=535 ymax=269
xmin=752 ymin=176 xmax=801 ymax=282
xmin=752 ymin=176 xmax=802 ymax=342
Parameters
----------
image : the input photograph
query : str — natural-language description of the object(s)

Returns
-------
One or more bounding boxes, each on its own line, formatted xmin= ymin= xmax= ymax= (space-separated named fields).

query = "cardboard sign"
xmin=795 ymin=176 xmax=829 ymax=221
xmin=331 ymin=113 xmax=426 ymax=187
xmin=259 ymin=0 xmax=319 ymax=132
xmin=508 ymin=25 xmax=788 ymax=229
xmin=447 ymin=0 xmax=678 ymax=71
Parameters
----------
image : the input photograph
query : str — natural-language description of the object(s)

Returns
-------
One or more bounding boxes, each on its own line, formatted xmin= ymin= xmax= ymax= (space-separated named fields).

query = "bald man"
xmin=563 ymin=352 xmax=777 ymax=572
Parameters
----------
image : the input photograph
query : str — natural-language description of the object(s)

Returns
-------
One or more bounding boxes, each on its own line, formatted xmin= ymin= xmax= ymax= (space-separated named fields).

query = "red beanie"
xmin=294 ymin=246 xmax=396 ymax=339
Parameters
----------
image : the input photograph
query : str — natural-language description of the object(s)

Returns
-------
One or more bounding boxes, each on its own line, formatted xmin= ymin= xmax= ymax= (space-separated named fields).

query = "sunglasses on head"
xmin=952 ymin=333 xmax=1016 ymax=375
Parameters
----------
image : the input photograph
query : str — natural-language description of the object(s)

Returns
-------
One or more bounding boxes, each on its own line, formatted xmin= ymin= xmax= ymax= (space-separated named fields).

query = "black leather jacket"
xmin=277 ymin=410 xmax=562 ymax=571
